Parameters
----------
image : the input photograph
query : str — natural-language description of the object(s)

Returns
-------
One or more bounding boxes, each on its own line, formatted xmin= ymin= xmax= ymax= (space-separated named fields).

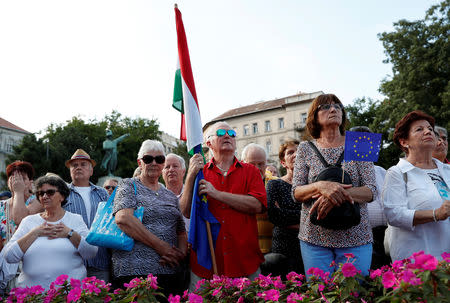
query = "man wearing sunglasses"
xmin=65 ymin=149 xmax=110 ymax=282
xmin=103 ymin=178 xmax=119 ymax=196
xmin=180 ymin=122 xmax=267 ymax=290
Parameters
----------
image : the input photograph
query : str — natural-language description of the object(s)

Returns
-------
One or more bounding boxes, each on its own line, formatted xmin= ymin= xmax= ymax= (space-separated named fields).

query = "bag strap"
xmin=308 ymin=141 xmax=345 ymax=167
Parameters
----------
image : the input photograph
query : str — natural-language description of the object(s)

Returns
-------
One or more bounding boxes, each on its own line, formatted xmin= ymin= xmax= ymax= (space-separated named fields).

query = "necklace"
xmin=216 ymin=164 xmax=230 ymax=176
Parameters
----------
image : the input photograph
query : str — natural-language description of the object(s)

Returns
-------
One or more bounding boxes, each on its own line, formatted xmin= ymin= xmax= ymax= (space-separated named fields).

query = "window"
xmin=278 ymin=118 xmax=284 ymax=129
xmin=265 ymin=140 xmax=272 ymax=155
xmin=6 ymin=139 xmax=15 ymax=152
xmin=243 ymin=125 xmax=249 ymax=136
xmin=265 ymin=120 xmax=271 ymax=132
xmin=252 ymin=123 xmax=258 ymax=134
xmin=301 ymin=113 xmax=307 ymax=124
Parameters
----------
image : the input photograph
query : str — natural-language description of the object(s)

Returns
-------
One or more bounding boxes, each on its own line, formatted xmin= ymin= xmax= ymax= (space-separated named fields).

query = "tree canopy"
xmin=2 ymin=112 xmax=161 ymax=187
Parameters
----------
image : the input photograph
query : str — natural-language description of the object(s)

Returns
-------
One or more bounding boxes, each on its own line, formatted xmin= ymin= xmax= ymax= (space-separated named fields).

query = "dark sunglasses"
xmin=141 ymin=155 xmax=165 ymax=164
xmin=105 ymin=186 xmax=116 ymax=190
xmin=318 ymin=103 xmax=343 ymax=111
xmin=216 ymin=129 xmax=237 ymax=137
xmin=36 ymin=189 xmax=58 ymax=198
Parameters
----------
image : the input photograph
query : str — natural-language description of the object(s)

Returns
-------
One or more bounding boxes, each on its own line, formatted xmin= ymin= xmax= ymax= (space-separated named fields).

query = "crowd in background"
xmin=0 ymin=94 xmax=449 ymax=299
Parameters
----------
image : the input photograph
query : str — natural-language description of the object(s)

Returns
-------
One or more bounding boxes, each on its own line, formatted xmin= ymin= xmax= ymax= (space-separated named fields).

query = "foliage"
xmin=3 ymin=111 xmax=160 ymax=186
xmin=4 ymin=251 xmax=449 ymax=303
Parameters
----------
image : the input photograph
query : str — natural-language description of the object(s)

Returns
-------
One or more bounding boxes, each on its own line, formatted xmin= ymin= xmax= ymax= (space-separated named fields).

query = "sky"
xmin=0 ymin=0 xmax=440 ymax=138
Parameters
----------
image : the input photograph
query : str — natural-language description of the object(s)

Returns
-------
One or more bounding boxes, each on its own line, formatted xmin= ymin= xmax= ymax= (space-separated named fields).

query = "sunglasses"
xmin=105 ymin=186 xmax=116 ymax=190
xmin=216 ymin=129 xmax=237 ymax=137
xmin=141 ymin=155 xmax=165 ymax=164
xmin=318 ymin=103 xmax=343 ymax=111
xmin=36 ymin=189 xmax=58 ymax=198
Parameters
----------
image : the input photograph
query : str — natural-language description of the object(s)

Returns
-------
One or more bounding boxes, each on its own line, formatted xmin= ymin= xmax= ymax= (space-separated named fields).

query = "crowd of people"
xmin=0 ymin=93 xmax=449 ymax=299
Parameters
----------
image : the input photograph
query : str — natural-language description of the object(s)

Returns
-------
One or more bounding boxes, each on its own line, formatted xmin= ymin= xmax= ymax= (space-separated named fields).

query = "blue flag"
xmin=187 ymin=145 xmax=221 ymax=270
xmin=344 ymin=131 xmax=382 ymax=162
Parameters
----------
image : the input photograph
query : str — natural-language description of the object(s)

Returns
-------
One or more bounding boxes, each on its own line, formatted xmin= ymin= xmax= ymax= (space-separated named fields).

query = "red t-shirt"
xmin=190 ymin=157 xmax=267 ymax=279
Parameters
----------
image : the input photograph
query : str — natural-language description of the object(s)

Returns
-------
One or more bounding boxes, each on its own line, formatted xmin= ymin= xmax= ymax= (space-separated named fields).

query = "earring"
xmin=406 ymin=145 xmax=409 ymax=149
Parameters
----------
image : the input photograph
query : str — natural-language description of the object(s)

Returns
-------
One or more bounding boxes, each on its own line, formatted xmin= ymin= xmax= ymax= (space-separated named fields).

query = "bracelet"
xmin=432 ymin=209 xmax=438 ymax=222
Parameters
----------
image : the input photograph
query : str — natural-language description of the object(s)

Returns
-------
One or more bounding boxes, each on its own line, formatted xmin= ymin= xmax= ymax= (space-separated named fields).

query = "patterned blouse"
xmin=0 ymin=196 xmax=34 ymax=243
xmin=292 ymin=141 xmax=376 ymax=248
xmin=112 ymin=178 xmax=185 ymax=277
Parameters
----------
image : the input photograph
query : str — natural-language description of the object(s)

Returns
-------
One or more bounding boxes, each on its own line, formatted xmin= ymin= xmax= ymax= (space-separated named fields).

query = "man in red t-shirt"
xmin=180 ymin=121 xmax=267 ymax=291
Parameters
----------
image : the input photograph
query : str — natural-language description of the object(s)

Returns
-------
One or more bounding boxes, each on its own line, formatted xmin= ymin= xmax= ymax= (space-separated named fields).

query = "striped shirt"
xmin=65 ymin=182 xmax=109 ymax=270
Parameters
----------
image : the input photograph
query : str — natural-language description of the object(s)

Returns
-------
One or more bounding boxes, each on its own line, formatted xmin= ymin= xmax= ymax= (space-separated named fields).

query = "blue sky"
xmin=0 ymin=0 xmax=440 ymax=138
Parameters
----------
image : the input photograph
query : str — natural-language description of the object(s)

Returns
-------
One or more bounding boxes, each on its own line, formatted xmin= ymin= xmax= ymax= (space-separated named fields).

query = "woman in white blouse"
xmin=383 ymin=110 xmax=450 ymax=261
xmin=4 ymin=174 xmax=98 ymax=289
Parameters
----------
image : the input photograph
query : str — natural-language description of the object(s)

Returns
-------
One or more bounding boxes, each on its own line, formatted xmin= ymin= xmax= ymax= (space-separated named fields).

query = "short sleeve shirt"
xmin=190 ymin=158 xmax=267 ymax=279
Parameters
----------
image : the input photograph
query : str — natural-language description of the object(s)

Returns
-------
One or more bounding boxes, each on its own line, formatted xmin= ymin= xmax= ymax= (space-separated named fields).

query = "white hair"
xmin=137 ymin=140 xmax=165 ymax=159
xmin=241 ymin=143 xmax=267 ymax=162
xmin=205 ymin=121 xmax=233 ymax=144
xmin=166 ymin=153 xmax=186 ymax=170
xmin=435 ymin=125 xmax=447 ymax=137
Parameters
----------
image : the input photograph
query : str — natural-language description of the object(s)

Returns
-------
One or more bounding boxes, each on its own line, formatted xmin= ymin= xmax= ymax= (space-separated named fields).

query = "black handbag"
xmin=307 ymin=141 xmax=361 ymax=230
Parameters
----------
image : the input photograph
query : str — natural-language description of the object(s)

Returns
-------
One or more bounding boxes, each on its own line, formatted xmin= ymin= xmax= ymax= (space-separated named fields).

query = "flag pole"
xmin=205 ymin=221 xmax=218 ymax=274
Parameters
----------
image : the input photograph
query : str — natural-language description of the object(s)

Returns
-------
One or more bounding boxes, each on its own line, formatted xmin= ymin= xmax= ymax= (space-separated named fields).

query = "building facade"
xmin=203 ymin=91 xmax=323 ymax=167
xmin=160 ymin=131 xmax=183 ymax=155
xmin=0 ymin=117 xmax=30 ymax=189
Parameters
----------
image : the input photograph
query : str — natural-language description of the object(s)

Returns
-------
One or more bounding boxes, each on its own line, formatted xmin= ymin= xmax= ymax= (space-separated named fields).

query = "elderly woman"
xmin=432 ymin=125 xmax=449 ymax=164
xmin=293 ymin=94 xmax=376 ymax=277
xmin=3 ymin=174 xmax=97 ymax=289
xmin=267 ymin=139 xmax=304 ymax=275
xmin=113 ymin=140 xmax=187 ymax=297
xmin=383 ymin=111 xmax=450 ymax=261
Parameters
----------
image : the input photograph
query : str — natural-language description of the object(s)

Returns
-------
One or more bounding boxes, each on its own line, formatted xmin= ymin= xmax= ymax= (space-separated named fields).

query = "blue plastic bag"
xmin=86 ymin=182 xmax=143 ymax=251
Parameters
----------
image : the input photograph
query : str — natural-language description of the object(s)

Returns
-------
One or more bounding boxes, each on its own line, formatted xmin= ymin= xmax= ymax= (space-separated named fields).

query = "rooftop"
xmin=0 ymin=117 xmax=30 ymax=134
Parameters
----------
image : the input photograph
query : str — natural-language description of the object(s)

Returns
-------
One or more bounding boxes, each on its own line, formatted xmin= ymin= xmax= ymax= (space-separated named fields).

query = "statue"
xmin=101 ymin=130 xmax=129 ymax=176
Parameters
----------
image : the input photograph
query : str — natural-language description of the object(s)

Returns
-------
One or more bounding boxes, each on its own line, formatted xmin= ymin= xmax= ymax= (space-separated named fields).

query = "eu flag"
xmin=344 ymin=131 xmax=382 ymax=162
xmin=188 ymin=145 xmax=221 ymax=270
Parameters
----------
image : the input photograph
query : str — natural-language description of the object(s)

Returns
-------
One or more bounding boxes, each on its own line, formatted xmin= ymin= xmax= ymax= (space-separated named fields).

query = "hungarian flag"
xmin=173 ymin=5 xmax=220 ymax=271
xmin=173 ymin=6 xmax=203 ymax=155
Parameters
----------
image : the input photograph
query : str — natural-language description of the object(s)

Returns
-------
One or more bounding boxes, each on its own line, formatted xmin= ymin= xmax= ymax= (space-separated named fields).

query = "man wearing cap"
xmin=65 ymin=149 xmax=110 ymax=282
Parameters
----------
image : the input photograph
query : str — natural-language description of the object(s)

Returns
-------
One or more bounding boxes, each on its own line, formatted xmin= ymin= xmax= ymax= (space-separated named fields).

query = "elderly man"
xmin=433 ymin=125 xmax=449 ymax=164
xmin=241 ymin=143 xmax=274 ymax=257
xmin=65 ymin=149 xmax=110 ymax=282
xmin=103 ymin=178 xmax=119 ymax=196
xmin=162 ymin=153 xmax=186 ymax=198
xmin=180 ymin=122 xmax=267 ymax=289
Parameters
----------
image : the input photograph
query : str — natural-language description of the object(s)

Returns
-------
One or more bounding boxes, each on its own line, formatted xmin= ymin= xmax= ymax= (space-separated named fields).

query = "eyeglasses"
xmin=36 ymin=189 xmax=58 ymax=198
xmin=318 ymin=103 xmax=343 ymax=111
xmin=141 ymin=155 xmax=166 ymax=164
xmin=104 ymin=186 xmax=116 ymax=190
xmin=215 ymin=129 xmax=237 ymax=137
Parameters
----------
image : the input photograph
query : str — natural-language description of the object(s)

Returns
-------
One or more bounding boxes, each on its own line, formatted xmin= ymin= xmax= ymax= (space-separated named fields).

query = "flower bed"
xmin=3 ymin=251 xmax=449 ymax=302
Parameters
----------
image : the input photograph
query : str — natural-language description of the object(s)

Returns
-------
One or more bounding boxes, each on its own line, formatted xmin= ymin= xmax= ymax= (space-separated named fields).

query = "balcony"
xmin=294 ymin=122 xmax=306 ymax=132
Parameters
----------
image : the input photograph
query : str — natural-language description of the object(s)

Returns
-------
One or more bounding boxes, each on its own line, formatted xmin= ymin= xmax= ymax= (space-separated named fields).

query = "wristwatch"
xmin=67 ymin=229 xmax=74 ymax=239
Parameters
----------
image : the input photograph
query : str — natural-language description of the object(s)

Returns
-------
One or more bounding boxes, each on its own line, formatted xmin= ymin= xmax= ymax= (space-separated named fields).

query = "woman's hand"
xmin=310 ymin=196 xmax=336 ymax=220
xmin=31 ymin=222 xmax=56 ymax=238
xmin=315 ymin=181 xmax=353 ymax=206
xmin=46 ymin=222 xmax=71 ymax=240
xmin=9 ymin=171 xmax=26 ymax=194
xmin=157 ymin=242 xmax=186 ymax=268
xmin=436 ymin=200 xmax=450 ymax=221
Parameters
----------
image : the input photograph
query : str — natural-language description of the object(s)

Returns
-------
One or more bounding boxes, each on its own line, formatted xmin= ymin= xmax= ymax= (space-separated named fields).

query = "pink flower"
xmin=257 ymin=289 xmax=280 ymax=301
xmin=369 ymin=269 xmax=382 ymax=279
xmin=414 ymin=254 xmax=438 ymax=271
xmin=194 ymin=279 xmax=206 ymax=292
xmin=146 ymin=274 xmax=158 ymax=289
xmin=124 ymin=278 xmax=141 ymax=289
xmin=344 ymin=253 xmax=355 ymax=259
xmin=237 ymin=297 xmax=244 ymax=303
xmin=188 ymin=293 xmax=203 ymax=303
xmin=182 ymin=289 xmax=189 ymax=299
xmin=70 ymin=278 xmax=81 ymax=288
xmin=168 ymin=294 xmax=181 ymax=303
xmin=382 ymin=270 xmax=396 ymax=289
xmin=232 ymin=277 xmax=251 ymax=290
xmin=318 ymin=284 xmax=325 ymax=292
xmin=287 ymin=292 xmax=304 ymax=303
xmin=342 ymin=263 xmax=357 ymax=277
xmin=211 ymin=286 xmax=222 ymax=296
xmin=55 ymin=274 xmax=69 ymax=285
xmin=441 ymin=252 xmax=450 ymax=262
xmin=103 ymin=295 xmax=112 ymax=302
xmin=273 ymin=276 xmax=286 ymax=290
xmin=67 ymin=287 xmax=82 ymax=302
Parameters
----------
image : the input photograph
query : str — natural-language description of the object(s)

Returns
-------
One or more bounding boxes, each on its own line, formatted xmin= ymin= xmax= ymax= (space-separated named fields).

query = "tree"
xmin=3 ymin=112 xmax=161 ymax=185
xmin=366 ymin=0 xmax=450 ymax=167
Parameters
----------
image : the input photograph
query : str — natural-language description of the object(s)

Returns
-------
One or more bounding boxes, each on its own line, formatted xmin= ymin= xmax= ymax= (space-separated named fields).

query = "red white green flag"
xmin=173 ymin=5 xmax=203 ymax=155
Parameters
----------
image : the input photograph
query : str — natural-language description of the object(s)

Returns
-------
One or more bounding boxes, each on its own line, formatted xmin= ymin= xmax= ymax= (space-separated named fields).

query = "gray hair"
xmin=34 ymin=174 xmax=70 ymax=206
xmin=137 ymin=140 xmax=165 ymax=159
xmin=241 ymin=143 xmax=267 ymax=162
xmin=133 ymin=167 xmax=141 ymax=177
xmin=205 ymin=121 xmax=232 ymax=144
xmin=166 ymin=153 xmax=186 ymax=170
xmin=434 ymin=125 xmax=447 ymax=137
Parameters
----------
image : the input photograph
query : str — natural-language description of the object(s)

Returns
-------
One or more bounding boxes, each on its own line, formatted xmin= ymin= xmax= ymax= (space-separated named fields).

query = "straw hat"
xmin=65 ymin=149 xmax=96 ymax=168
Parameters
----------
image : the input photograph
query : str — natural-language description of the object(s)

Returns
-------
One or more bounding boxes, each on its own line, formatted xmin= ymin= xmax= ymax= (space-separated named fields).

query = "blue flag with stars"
xmin=344 ymin=131 xmax=382 ymax=162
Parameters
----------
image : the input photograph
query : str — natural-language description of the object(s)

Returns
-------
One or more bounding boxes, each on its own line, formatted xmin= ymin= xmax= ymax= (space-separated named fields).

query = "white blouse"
xmin=3 ymin=212 xmax=98 ymax=289
xmin=383 ymin=158 xmax=450 ymax=261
